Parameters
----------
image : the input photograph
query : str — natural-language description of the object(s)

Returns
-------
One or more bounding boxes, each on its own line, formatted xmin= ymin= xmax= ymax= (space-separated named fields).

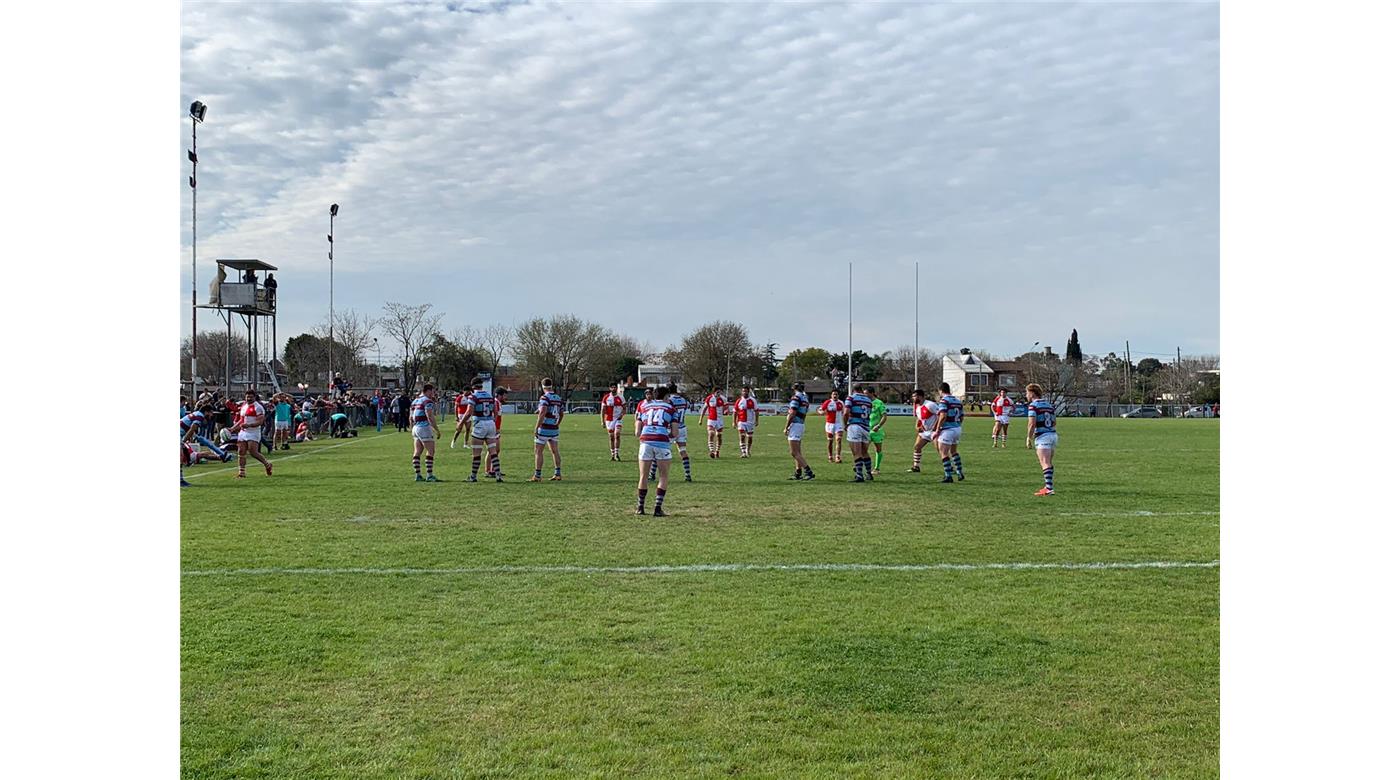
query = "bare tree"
xmin=512 ymin=315 xmax=605 ymax=397
xmin=478 ymin=323 xmax=515 ymax=377
xmin=879 ymin=345 xmax=941 ymax=388
xmin=180 ymin=330 xmax=249 ymax=388
xmin=380 ymin=302 xmax=444 ymax=391
xmin=582 ymin=332 xmax=643 ymax=387
xmin=313 ymin=309 xmax=379 ymax=388
xmin=664 ymin=321 xmax=754 ymax=392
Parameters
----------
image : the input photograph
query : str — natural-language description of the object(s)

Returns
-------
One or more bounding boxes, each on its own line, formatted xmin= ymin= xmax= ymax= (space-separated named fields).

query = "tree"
xmin=282 ymin=333 xmax=328 ymax=388
xmin=313 ymin=309 xmax=378 ymax=389
xmin=380 ymin=302 xmax=443 ymax=391
xmin=181 ymin=330 xmax=249 ymax=388
xmin=583 ymin=332 xmax=643 ymax=387
xmin=878 ymin=345 xmax=940 ymax=388
xmin=477 ymin=324 xmax=515 ymax=377
xmin=759 ymin=343 xmax=781 ymax=385
xmin=665 ymin=321 xmax=754 ymax=392
xmin=828 ymin=350 xmax=884 ymax=381
xmin=512 ymin=314 xmax=606 ymax=397
xmin=1136 ymin=358 xmax=1164 ymax=376
xmin=1066 ymin=329 xmax=1083 ymax=364
xmin=420 ymin=333 xmax=488 ymax=390
xmin=1015 ymin=349 xmax=1094 ymax=404
xmin=783 ymin=347 xmax=832 ymax=384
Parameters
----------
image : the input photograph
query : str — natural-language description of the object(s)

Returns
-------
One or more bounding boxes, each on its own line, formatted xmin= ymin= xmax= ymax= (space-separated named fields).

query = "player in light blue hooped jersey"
xmin=844 ymin=385 xmax=875 ymax=482
xmin=933 ymin=381 xmax=965 ymax=483
xmin=409 ymin=383 xmax=441 ymax=482
xmin=1024 ymin=382 xmax=1058 ymax=495
xmin=530 ymin=378 xmax=564 ymax=481
xmin=783 ymin=381 xmax=815 ymax=480
xmin=634 ymin=395 xmax=679 ymax=517
xmin=653 ymin=382 xmax=693 ymax=483
xmin=466 ymin=378 xmax=502 ymax=483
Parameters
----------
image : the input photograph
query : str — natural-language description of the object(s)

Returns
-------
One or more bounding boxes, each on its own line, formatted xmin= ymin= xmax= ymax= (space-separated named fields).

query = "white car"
xmin=1180 ymin=405 xmax=1214 ymax=418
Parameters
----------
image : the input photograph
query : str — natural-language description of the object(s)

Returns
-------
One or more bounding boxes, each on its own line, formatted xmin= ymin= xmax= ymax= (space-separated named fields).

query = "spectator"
xmin=264 ymin=273 xmax=277 ymax=308
xmin=395 ymin=391 xmax=410 ymax=432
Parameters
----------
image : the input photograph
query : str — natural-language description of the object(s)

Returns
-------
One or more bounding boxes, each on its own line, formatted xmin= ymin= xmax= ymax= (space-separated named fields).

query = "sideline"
xmin=184 ymin=432 xmax=389 ymax=479
xmin=184 ymin=560 xmax=1221 ymax=576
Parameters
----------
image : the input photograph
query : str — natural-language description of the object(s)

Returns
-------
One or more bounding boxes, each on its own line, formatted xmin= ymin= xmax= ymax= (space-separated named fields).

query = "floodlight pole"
xmin=189 ymin=105 xmax=202 ymax=400
xmin=328 ymin=204 xmax=337 ymax=396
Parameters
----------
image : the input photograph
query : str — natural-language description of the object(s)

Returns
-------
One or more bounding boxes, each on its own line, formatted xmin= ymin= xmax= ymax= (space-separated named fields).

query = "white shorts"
xmin=846 ymin=425 xmax=871 ymax=443
xmin=274 ymin=420 xmax=290 ymax=431
xmin=412 ymin=424 xmax=435 ymax=442
xmin=638 ymin=442 xmax=673 ymax=461
xmin=236 ymin=428 xmax=261 ymax=442
xmin=737 ymin=421 xmax=755 ymax=433
xmin=605 ymin=419 xmax=622 ymax=432
xmin=707 ymin=419 xmax=723 ymax=431
xmin=994 ymin=414 xmax=1011 ymax=424
xmin=470 ymin=420 xmax=498 ymax=441
xmin=534 ymin=434 xmax=560 ymax=446
xmin=787 ymin=422 xmax=805 ymax=441
xmin=1034 ymin=432 xmax=1059 ymax=450
xmin=672 ymin=425 xmax=688 ymax=445
xmin=456 ymin=412 xmax=469 ymax=424
xmin=825 ymin=422 xmax=843 ymax=436
xmin=938 ymin=427 xmax=962 ymax=445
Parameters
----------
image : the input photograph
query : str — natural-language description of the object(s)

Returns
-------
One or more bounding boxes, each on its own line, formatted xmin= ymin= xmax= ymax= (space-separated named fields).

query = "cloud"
xmin=181 ymin=0 xmax=1219 ymax=357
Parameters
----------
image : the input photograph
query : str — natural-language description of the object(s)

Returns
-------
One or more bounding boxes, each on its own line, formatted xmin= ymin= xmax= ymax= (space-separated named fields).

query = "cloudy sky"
xmin=180 ymin=1 xmax=1218 ymax=361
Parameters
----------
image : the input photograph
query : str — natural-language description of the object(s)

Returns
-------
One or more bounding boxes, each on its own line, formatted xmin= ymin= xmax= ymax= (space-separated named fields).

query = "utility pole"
xmin=1125 ymin=340 xmax=1132 ymax=398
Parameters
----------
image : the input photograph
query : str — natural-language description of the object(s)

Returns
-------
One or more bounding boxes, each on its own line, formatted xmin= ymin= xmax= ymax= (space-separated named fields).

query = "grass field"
xmin=182 ymin=415 xmax=1219 ymax=778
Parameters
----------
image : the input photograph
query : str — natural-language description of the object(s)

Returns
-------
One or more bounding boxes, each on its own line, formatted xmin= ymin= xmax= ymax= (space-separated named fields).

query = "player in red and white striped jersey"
xmin=601 ymin=382 xmax=628 ymax=461
xmin=732 ymin=385 xmax=759 ymax=458
xmin=449 ymin=391 xmax=473 ymax=449
xmin=991 ymin=388 xmax=1013 ymax=448
xmin=703 ymin=388 xmax=728 ymax=458
xmin=228 ymin=388 xmax=273 ymax=478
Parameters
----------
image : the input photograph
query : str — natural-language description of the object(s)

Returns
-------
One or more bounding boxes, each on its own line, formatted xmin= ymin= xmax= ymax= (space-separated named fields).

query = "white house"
xmin=942 ymin=352 xmax=995 ymax=397
xmin=637 ymin=363 xmax=682 ymax=388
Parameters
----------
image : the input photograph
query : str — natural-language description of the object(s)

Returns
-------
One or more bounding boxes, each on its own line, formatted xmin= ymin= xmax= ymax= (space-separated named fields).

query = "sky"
xmin=179 ymin=0 xmax=1219 ymax=362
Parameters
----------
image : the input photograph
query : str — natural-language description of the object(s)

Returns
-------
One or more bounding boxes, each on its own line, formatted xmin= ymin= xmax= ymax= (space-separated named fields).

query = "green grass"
xmin=182 ymin=416 xmax=1219 ymax=778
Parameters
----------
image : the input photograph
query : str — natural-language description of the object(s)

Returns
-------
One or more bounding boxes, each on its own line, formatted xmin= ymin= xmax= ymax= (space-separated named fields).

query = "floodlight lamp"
xmin=329 ymin=203 xmax=339 ymax=217
xmin=189 ymin=175 xmax=197 ymax=189
xmin=188 ymin=150 xmax=197 ymax=163
xmin=327 ymin=234 xmax=333 ymax=243
xmin=189 ymin=101 xmax=207 ymax=122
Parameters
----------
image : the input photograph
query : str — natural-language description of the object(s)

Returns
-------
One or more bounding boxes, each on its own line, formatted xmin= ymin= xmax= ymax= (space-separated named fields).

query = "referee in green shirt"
xmin=869 ymin=396 xmax=888 ymax=474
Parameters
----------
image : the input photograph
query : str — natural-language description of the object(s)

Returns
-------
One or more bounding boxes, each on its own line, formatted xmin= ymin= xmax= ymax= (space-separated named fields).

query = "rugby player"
xmin=908 ymin=388 xmax=936 ymax=473
xmin=932 ymin=382 xmax=965 ymax=483
xmin=991 ymin=387 xmax=1013 ymax=448
xmin=634 ymin=390 xmax=679 ymax=517
xmin=704 ymin=387 xmax=728 ymax=458
xmin=465 ymin=379 xmax=503 ymax=482
xmin=662 ymin=383 xmax=693 ymax=482
xmin=601 ymin=382 xmax=627 ymax=461
xmin=732 ymin=385 xmax=758 ymax=458
xmin=1025 ymin=383 xmax=1058 ymax=496
xmin=228 ymin=388 xmax=273 ymax=479
xmin=530 ymin=379 xmax=564 ymax=481
xmin=868 ymin=392 xmax=888 ymax=474
xmin=818 ymin=390 xmax=846 ymax=462
xmin=449 ymin=389 xmax=472 ymax=448
xmin=783 ymin=382 xmax=816 ymax=480
xmin=486 ymin=386 xmax=508 ymax=478
xmin=845 ymin=385 xmax=875 ymax=482
xmin=410 ymin=384 xmax=441 ymax=481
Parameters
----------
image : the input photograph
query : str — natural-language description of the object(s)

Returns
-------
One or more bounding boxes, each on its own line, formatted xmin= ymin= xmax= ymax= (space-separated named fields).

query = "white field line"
xmin=1056 ymin=510 xmax=1219 ymax=517
xmin=183 ymin=560 xmax=1220 ymax=577
xmin=184 ymin=433 xmax=387 ymax=479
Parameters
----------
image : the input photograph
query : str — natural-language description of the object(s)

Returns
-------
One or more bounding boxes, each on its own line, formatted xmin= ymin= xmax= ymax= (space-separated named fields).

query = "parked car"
xmin=1121 ymin=406 xmax=1162 ymax=418
xmin=1180 ymin=405 xmax=1214 ymax=418
xmin=569 ymin=405 xmax=598 ymax=414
